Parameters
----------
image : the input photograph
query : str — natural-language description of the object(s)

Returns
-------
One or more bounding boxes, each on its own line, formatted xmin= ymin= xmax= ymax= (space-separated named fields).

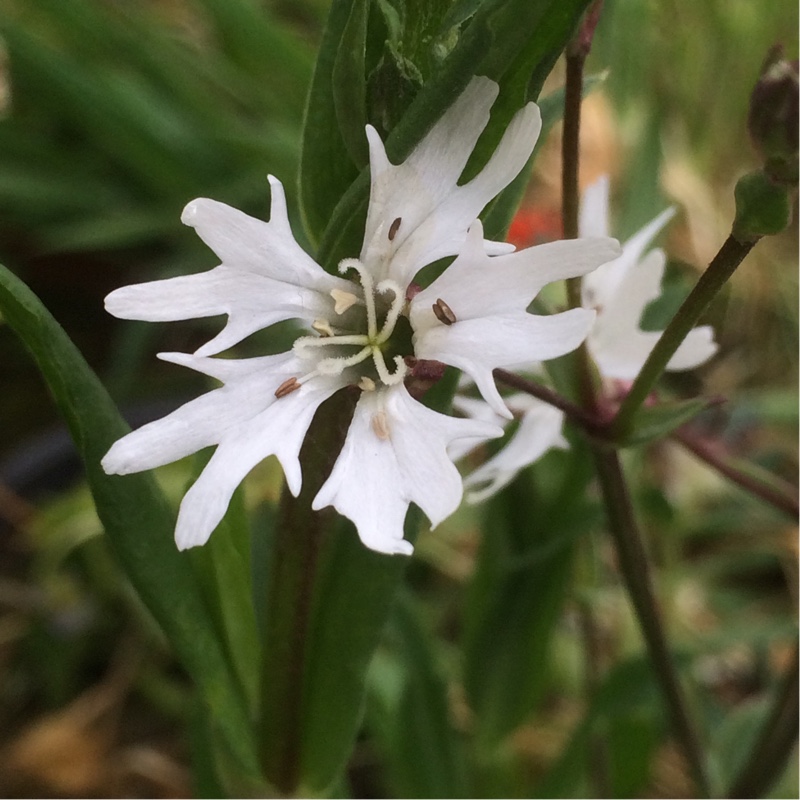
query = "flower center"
xmin=291 ymin=258 xmax=410 ymax=388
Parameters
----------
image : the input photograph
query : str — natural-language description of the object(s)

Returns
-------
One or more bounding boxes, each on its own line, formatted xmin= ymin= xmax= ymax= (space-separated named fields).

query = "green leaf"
xmin=332 ymin=0 xmax=370 ymax=167
xmin=189 ymin=480 xmax=261 ymax=710
xmin=0 ymin=263 xmax=259 ymax=778
xmin=464 ymin=444 xmax=599 ymax=747
xmin=316 ymin=0 xmax=593 ymax=268
xmin=534 ymin=655 xmax=669 ymax=798
xmin=367 ymin=593 xmax=469 ymax=798
xmin=299 ymin=0 xmax=361 ymax=248
xmin=621 ymin=397 xmax=715 ymax=447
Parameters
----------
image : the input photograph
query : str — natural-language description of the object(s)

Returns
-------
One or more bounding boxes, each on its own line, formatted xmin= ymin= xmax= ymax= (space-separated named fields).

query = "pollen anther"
xmin=275 ymin=376 xmax=301 ymax=398
xmin=432 ymin=297 xmax=457 ymax=325
xmin=312 ymin=319 xmax=335 ymax=337
xmin=330 ymin=288 xmax=359 ymax=315
xmin=388 ymin=217 xmax=402 ymax=241
xmin=371 ymin=411 xmax=391 ymax=440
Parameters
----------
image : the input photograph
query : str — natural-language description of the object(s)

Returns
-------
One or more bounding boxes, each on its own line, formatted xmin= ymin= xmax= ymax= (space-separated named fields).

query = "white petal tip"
xmin=493 ymin=402 xmax=514 ymax=421
xmin=100 ymin=454 xmax=119 ymax=475
xmin=174 ymin=517 xmax=213 ymax=550
xmin=180 ymin=199 xmax=202 ymax=227
xmin=369 ymin=539 xmax=413 ymax=557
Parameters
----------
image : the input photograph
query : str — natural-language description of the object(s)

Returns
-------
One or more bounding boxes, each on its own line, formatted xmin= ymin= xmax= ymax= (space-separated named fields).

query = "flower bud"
xmin=732 ymin=170 xmax=793 ymax=243
xmin=747 ymin=46 xmax=799 ymax=185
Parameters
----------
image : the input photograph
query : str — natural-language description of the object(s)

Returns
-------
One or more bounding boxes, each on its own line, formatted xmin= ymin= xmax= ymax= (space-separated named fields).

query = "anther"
xmin=358 ymin=376 xmax=376 ymax=392
xmin=275 ymin=376 xmax=301 ymax=398
xmin=330 ymin=288 xmax=359 ymax=315
xmin=312 ymin=319 xmax=335 ymax=337
xmin=432 ymin=297 xmax=457 ymax=325
xmin=371 ymin=411 xmax=391 ymax=441
xmin=388 ymin=217 xmax=402 ymax=241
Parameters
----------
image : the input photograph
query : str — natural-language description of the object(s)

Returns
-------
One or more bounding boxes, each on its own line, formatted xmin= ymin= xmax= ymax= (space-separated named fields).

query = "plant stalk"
xmin=728 ymin=642 xmax=799 ymax=798
xmin=259 ymin=389 xmax=358 ymax=794
xmin=592 ymin=448 xmax=711 ymax=797
xmin=673 ymin=427 xmax=799 ymax=521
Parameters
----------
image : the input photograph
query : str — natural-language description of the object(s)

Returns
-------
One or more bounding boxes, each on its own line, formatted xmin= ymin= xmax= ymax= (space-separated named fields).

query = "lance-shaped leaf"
xmin=620 ymin=396 xmax=716 ymax=447
xmin=464 ymin=443 xmax=600 ymax=746
xmin=0 ymin=264 xmax=259 ymax=778
xmin=332 ymin=0 xmax=370 ymax=167
xmin=299 ymin=0 xmax=361 ymax=248
xmin=366 ymin=593 xmax=469 ymax=798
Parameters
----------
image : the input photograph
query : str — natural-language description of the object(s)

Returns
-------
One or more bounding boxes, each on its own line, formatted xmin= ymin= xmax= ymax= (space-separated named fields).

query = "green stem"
xmin=612 ymin=234 xmax=757 ymax=439
xmin=562 ymin=49 xmax=585 ymax=308
xmin=672 ymin=427 xmax=799 ymax=521
xmin=259 ymin=389 xmax=358 ymax=795
xmin=560 ymin=47 xmax=599 ymax=411
xmin=592 ymin=448 xmax=712 ymax=797
xmin=727 ymin=641 xmax=799 ymax=798
xmin=493 ymin=368 xmax=604 ymax=434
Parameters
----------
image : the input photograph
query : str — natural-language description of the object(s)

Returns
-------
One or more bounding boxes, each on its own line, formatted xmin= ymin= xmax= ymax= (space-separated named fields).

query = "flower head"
xmin=454 ymin=176 xmax=718 ymax=501
xmin=102 ymin=77 xmax=620 ymax=555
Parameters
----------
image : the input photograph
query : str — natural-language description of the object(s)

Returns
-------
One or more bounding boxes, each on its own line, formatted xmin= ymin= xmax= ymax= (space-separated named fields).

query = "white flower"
xmin=102 ymin=76 xmax=620 ymax=556
xmin=581 ymin=175 xmax=717 ymax=380
xmin=454 ymin=176 xmax=719 ymax=503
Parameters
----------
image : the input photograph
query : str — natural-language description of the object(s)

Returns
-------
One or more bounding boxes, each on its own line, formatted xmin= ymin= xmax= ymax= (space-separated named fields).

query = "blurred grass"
xmin=0 ymin=0 xmax=796 ymax=797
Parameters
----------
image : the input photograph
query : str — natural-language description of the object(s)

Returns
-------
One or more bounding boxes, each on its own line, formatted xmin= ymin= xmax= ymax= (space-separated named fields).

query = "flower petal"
xmin=183 ymin=176 xmax=340 ymax=290
xmin=102 ymin=350 xmax=345 ymax=548
xmin=106 ymin=267 xmax=335 ymax=357
xmin=105 ymin=177 xmax=352 ymax=355
xmin=665 ymin=325 xmax=718 ymax=371
xmin=581 ymin=174 xmax=675 ymax=311
xmin=312 ymin=384 xmax=502 ymax=555
xmin=464 ymin=395 xmax=567 ymax=503
xmin=448 ymin=394 xmax=507 ymax=462
xmin=418 ymin=310 xmax=594 ymax=418
xmin=172 ymin=370 xmax=343 ymax=549
xmin=411 ymin=222 xmax=611 ymax=416
xmin=412 ymin=221 xmax=621 ymax=323
xmin=579 ymin=174 xmax=611 ymax=239
xmin=588 ymin=249 xmax=717 ymax=378
xmin=361 ymin=77 xmax=541 ymax=287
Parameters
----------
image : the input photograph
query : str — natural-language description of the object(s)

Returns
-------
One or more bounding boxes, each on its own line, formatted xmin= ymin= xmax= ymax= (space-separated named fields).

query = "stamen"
xmin=274 ymin=376 xmax=301 ymax=398
xmin=374 ymin=279 xmax=406 ymax=344
xmin=388 ymin=217 xmax=402 ymax=241
xmin=339 ymin=258 xmax=378 ymax=338
xmin=432 ymin=297 xmax=457 ymax=325
xmin=316 ymin=346 xmax=372 ymax=375
xmin=312 ymin=319 xmax=335 ymax=337
xmin=373 ymin=349 xmax=408 ymax=385
xmin=358 ymin=376 xmax=376 ymax=392
xmin=371 ymin=411 xmax=391 ymax=441
xmin=293 ymin=333 xmax=370 ymax=355
xmin=330 ymin=288 xmax=359 ymax=315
